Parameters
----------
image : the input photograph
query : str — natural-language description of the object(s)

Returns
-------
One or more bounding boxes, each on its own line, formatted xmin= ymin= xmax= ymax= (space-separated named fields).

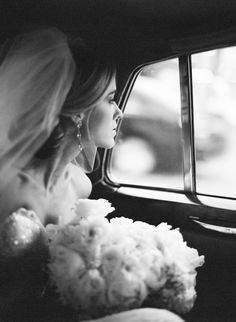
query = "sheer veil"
xmin=0 ymin=27 xmax=75 ymax=194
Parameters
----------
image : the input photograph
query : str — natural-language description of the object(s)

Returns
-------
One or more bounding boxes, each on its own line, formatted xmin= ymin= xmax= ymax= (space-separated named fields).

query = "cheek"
xmin=90 ymin=109 xmax=112 ymax=135
xmin=89 ymin=108 xmax=114 ymax=146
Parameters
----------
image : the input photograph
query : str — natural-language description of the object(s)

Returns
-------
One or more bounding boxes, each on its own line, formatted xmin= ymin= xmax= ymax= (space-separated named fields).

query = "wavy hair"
xmin=36 ymin=41 xmax=116 ymax=163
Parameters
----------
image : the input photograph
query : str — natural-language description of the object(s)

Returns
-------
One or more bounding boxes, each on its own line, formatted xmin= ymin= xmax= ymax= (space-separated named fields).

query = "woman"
xmin=0 ymin=27 xmax=184 ymax=322
xmin=0 ymin=28 xmax=122 ymax=226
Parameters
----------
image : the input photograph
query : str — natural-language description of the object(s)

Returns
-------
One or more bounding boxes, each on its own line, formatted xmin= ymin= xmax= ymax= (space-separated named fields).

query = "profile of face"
xmin=61 ymin=76 xmax=122 ymax=164
xmin=88 ymin=76 xmax=122 ymax=149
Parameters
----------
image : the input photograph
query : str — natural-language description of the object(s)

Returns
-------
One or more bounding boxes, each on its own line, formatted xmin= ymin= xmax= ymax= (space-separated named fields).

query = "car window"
xmin=108 ymin=46 xmax=236 ymax=202
xmin=110 ymin=58 xmax=184 ymax=190
xmin=192 ymin=47 xmax=236 ymax=198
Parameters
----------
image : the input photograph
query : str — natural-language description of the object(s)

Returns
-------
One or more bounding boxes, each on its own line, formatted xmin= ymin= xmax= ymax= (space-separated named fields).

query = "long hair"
xmin=36 ymin=41 xmax=116 ymax=163
xmin=62 ymin=41 xmax=116 ymax=115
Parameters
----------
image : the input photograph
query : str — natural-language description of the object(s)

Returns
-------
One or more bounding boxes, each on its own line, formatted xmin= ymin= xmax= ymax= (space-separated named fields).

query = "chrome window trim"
xmin=114 ymin=186 xmax=236 ymax=211
xmin=117 ymin=186 xmax=194 ymax=205
xmin=179 ymin=55 xmax=199 ymax=204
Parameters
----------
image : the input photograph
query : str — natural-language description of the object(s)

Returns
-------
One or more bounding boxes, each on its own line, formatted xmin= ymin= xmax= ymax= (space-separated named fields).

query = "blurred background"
xmin=110 ymin=47 xmax=236 ymax=198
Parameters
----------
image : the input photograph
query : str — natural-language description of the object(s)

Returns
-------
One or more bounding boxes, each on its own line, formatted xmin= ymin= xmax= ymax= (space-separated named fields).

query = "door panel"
xmin=91 ymin=185 xmax=236 ymax=322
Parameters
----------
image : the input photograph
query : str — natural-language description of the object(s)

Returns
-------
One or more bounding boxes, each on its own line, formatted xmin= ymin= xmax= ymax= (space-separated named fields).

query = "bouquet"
xmin=46 ymin=199 xmax=204 ymax=320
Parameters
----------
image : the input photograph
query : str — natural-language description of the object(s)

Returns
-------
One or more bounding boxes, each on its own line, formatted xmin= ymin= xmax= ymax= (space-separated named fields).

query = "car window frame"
xmin=101 ymin=45 xmax=236 ymax=212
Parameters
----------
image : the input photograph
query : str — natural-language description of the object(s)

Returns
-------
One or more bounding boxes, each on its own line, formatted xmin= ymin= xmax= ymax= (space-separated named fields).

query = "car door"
xmin=90 ymin=33 xmax=236 ymax=322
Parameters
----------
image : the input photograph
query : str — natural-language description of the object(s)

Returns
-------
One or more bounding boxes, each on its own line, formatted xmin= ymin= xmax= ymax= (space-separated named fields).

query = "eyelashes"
xmin=109 ymin=98 xmax=115 ymax=104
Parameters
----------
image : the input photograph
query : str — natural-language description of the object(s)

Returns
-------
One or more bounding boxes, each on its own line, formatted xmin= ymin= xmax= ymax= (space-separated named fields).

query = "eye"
xmin=109 ymin=98 xmax=116 ymax=105
xmin=108 ymin=95 xmax=116 ymax=105
xmin=108 ymin=91 xmax=118 ymax=105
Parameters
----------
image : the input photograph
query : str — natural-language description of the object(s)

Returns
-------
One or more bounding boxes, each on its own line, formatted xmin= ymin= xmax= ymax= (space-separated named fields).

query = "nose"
xmin=113 ymin=102 xmax=123 ymax=121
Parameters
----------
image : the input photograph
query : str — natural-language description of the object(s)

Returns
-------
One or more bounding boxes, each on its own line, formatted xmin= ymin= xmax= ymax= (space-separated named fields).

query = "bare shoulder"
xmin=67 ymin=163 xmax=92 ymax=199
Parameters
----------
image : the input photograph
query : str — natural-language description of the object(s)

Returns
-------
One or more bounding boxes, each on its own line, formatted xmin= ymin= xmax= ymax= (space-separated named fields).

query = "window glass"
xmin=192 ymin=47 xmax=236 ymax=198
xmin=110 ymin=59 xmax=183 ymax=189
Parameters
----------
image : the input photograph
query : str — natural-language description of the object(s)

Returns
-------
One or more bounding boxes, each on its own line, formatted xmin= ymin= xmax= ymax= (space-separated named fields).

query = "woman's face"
xmin=88 ymin=77 xmax=122 ymax=148
xmin=61 ymin=76 xmax=122 ymax=164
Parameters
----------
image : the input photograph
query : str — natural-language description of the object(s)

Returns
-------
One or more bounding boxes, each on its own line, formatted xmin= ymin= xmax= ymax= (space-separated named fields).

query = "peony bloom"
xmin=46 ymin=198 xmax=204 ymax=320
xmin=71 ymin=198 xmax=115 ymax=222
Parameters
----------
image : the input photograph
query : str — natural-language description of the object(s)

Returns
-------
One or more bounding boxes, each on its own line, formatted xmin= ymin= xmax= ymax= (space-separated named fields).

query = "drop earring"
xmin=72 ymin=115 xmax=83 ymax=151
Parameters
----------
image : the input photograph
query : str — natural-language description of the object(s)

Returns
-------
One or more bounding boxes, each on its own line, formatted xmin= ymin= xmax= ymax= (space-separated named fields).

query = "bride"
xmin=0 ymin=27 xmax=122 ymax=226
xmin=0 ymin=27 xmax=184 ymax=322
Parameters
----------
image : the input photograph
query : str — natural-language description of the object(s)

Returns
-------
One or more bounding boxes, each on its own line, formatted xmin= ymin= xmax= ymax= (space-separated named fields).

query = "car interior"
xmin=1 ymin=1 xmax=236 ymax=321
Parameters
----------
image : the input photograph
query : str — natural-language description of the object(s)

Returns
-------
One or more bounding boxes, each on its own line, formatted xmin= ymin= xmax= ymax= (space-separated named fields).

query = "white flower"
xmin=101 ymin=246 xmax=123 ymax=277
xmin=76 ymin=269 xmax=106 ymax=309
xmin=155 ymin=223 xmax=204 ymax=271
xmin=46 ymin=198 xmax=204 ymax=319
xmin=72 ymin=198 xmax=115 ymax=222
xmin=107 ymin=267 xmax=147 ymax=309
xmin=49 ymin=245 xmax=86 ymax=279
xmin=143 ymin=249 xmax=168 ymax=290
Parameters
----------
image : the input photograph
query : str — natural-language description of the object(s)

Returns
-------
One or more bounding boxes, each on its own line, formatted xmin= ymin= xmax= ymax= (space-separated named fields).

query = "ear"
xmin=79 ymin=111 xmax=86 ymax=119
xmin=71 ymin=114 xmax=82 ymax=125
